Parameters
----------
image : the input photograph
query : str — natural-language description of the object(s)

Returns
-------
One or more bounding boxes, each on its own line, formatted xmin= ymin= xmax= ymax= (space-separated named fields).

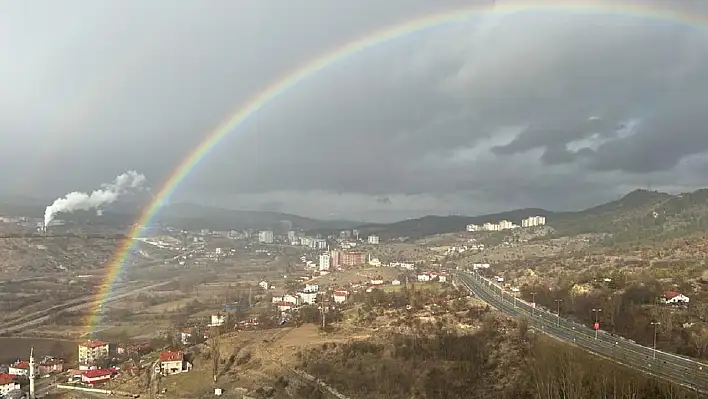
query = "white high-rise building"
xmin=466 ymin=224 xmax=481 ymax=232
xmin=522 ymin=216 xmax=547 ymax=228
xmin=483 ymin=222 xmax=500 ymax=231
xmin=258 ymin=230 xmax=274 ymax=244
xmin=498 ymin=220 xmax=514 ymax=230
xmin=367 ymin=235 xmax=379 ymax=244
xmin=318 ymin=254 xmax=331 ymax=271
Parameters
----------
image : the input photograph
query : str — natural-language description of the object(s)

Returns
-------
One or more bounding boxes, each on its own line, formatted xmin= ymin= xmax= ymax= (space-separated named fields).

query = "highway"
xmin=455 ymin=271 xmax=708 ymax=393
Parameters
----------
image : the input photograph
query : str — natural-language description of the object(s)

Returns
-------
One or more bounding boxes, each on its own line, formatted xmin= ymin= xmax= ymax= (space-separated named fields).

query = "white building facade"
xmin=522 ymin=216 xmax=547 ymax=227
xmin=258 ymin=230 xmax=274 ymax=244
xmin=318 ymin=254 xmax=331 ymax=271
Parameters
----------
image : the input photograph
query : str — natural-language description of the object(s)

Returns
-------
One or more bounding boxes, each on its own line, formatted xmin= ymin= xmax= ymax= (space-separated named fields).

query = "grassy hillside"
xmin=333 ymin=188 xmax=708 ymax=243
xmin=321 ymin=208 xmax=554 ymax=239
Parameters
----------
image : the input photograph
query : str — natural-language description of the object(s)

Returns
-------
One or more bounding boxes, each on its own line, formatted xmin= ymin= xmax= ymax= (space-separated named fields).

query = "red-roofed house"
xmin=81 ymin=369 xmax=113 ymax=386
xmin=332 ymin=291 xmax=348 ymax=304
xmin=78 ymin=340 xmax=110 ymax=365
xmin=277 ymin=301 xmax=295 ymax=312
xmin=8 ymin=361 xmax=29 ymax=376
xmin=661 ymin=291 xmax=690 ymax=305
xmin=159 ymin=351 xmax=190 ymax=376
xmin=39 ymin=357 xmax=64 ymax=374
xmin=0 ymin=374 xmax=20 ymax=396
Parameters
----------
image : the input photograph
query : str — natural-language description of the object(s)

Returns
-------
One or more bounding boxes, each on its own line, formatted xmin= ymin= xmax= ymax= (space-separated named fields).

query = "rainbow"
xmin=85 ymin=0 xmax=708 ymax=332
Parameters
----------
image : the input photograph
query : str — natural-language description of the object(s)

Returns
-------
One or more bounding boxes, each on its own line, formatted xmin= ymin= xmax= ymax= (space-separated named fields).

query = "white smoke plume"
xmin=44 ymin=170 xmax=147 ymax=228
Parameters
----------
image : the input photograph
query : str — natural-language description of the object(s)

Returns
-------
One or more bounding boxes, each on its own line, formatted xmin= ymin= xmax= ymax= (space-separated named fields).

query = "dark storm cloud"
xmin=3 ymin=0 xmax=708 ymax=221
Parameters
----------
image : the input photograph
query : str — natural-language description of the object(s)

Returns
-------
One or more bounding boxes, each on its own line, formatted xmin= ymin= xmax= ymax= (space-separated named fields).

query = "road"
xmin=455 ymin=270 xmax=708 ymax=393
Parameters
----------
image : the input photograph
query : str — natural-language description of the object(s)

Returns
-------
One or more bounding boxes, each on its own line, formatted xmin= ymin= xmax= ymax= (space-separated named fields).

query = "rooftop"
xmin=11 ymin=361 xmax=29 ymax=369
xmin=159 ymin=351 xmax=184 ymax=362
xmin=80 ymin=340 xmax=108 ymax=349
xmin=82 ymin=369 xmax=113 ymax=378
xmin=0 ymin=373 xmax=16 ymax=385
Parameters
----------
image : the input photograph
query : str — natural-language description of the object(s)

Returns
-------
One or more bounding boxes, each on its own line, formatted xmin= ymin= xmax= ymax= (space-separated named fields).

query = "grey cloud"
xmin=3 ymin=1 xmax=708 ymax=221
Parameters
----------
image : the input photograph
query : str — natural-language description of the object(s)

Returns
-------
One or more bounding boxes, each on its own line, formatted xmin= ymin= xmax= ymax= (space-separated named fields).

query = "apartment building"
xmin=78 ymin=340 xmax=110 ymax=366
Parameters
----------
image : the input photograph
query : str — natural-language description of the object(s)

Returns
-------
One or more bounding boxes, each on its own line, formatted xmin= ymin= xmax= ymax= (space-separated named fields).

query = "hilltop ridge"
xmin=339 ymin=188 xmax=708 ymax=242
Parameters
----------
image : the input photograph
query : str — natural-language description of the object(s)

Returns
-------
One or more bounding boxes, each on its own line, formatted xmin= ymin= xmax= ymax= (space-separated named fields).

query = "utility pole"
xmin=592 ymin=308 xmax=602 ymax=340
xmin=554 ymin=299 xmax=563 ymax=327
xmin=320 ymin=291 xmax=327 ymax=331
xmin=651 ymin=321 xmax=661 ymax=359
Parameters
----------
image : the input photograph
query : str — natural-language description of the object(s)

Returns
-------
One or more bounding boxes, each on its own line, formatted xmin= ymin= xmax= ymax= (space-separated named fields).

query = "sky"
xmin=3 ymin=0 xmax=708 ymax=222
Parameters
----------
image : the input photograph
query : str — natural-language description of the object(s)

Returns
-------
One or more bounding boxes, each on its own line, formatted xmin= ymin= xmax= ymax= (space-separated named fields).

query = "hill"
xmin=338 ymin=208 xmax=554 ymax=239
xmin=335 ymin=188 xmax=708 ymax=242
xmin=152 ymin=202 xmax=361 ymax=231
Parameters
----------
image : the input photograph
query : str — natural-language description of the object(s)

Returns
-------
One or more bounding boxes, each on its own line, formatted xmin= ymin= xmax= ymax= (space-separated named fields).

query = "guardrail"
xmin=455 ymin=270 xmax=708 ymax=393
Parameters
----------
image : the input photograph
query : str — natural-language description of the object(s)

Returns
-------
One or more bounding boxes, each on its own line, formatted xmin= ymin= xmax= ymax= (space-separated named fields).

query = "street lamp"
xmin=554 ymin=299 xmax=563 ymax=327
xmin=650 ymin=321 xmax=661 ymax=359
xmin=592 ymin=308 xmax=602 ymax=340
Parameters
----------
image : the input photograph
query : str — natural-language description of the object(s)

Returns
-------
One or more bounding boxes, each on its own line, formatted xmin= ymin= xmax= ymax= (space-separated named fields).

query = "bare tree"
xmin=211 ymin=329 xmax=221 ymax=383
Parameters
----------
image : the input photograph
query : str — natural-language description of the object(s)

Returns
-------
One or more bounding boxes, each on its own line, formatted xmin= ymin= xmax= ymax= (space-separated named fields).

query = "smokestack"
xmin=29 ymin=347 xmax=36 ymax=399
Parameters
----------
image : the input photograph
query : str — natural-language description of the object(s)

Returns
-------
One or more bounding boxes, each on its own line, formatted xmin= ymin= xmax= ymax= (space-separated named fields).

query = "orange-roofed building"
xmin=159 ymin=351 xmax=190 ymax=376
xmin=8 ymin=361 xmax=29 ymax=376
xmin=0 ymin=373 xmax=20 ymax=396
xmin=81 ymin=369 xmax=113 ymax=386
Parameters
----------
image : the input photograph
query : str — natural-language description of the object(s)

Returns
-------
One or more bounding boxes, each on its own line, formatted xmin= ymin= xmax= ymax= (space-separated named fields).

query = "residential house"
xmin=391 ymin=279 xmax=401 ymax=286
xmin=271 ymin=295 xmax=284 ymax=303
xmin=370 ymin=276 xmax=384 ymax=286
xmin=305 ymin=283 xmax=319 ymax=292
xmin=298 ymin=291 xmax=317 ymax=305
xmin=66 ymin=369 xmax=83 ymax=383
xmin=661 ymin=291 xmax=690 ymax=305
xmin=0 ymin=374 xmax=20 ymax=396
xmin=81 ymin=369 xmax=114 ymax=386
xmin=159 ymin=351 xmax=190 ymax=376
xmin=181 ymin=329 xmax=193 ymax=345
xmin=332 ymin=291 xmax=348 ymax=304
xmin=78 ymin=340 xmax=110 ymax=366
xmin=8 ymin=361 xmax=29 ymax=376
xmin=283 ymin=294 xmax=300 ymax=305
xmin=417 ymin=274 xmax=430 ymax=282
xmin=258 ymin=280 xmax=269 ymax=290
xmin=277 ymin=302 xmax=296 ymax=312
xmin=38 ymin=357 xmax=64 ymax=374
xmin=438 ymin=275 xmax=447 ymax=283
xmin=209 ymin=314 xmax=226 ymax=327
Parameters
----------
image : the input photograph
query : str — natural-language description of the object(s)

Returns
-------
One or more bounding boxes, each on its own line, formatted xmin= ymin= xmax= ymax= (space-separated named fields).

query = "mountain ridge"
xmin=338 ymin=189 xmax=708 ymax=241
xmin=3 ymin=188 xmax=707 ymax=241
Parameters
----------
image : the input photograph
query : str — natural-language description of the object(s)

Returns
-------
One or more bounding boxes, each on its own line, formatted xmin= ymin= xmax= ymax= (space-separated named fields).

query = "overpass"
xmin=455 ymin=270 xmax=708 ymax=393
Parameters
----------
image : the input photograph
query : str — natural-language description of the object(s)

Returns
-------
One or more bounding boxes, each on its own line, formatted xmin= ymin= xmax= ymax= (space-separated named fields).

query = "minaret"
xmin=29 ymin=347 xmax=36 ymax=399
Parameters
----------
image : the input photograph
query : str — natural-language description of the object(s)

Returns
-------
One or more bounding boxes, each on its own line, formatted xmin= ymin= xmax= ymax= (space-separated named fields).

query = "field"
xmin=0 ymin=337 xmax=77 ymax=363
xmin=382 ymin=281 xmax=442 ymax=293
